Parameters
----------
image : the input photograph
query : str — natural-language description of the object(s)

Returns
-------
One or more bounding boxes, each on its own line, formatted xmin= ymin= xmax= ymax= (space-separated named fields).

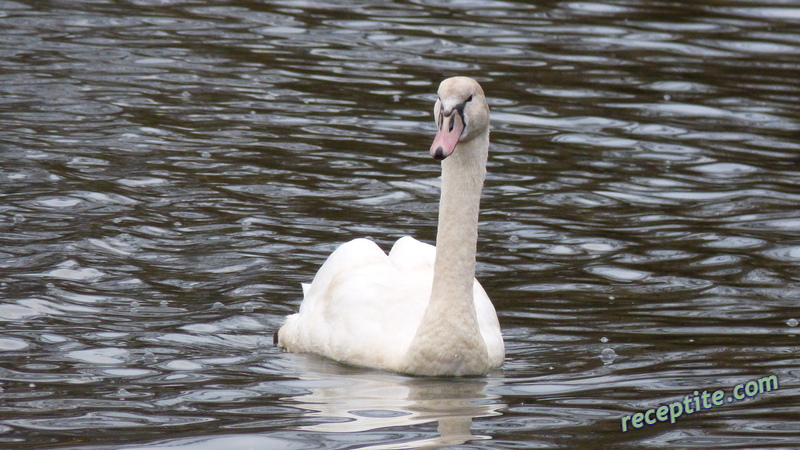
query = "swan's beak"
xmin=430 ymin=110 xmax=465 ymax=160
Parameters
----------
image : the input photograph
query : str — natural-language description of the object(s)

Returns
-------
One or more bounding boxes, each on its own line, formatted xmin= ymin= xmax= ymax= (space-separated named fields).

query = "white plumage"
xmin=277 ymin=77 xmax=504 ymax=376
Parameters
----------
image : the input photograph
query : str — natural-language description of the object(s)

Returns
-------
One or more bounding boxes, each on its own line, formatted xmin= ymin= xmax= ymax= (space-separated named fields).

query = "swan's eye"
xmin=466 ymin=95 xmax=473 ymax=103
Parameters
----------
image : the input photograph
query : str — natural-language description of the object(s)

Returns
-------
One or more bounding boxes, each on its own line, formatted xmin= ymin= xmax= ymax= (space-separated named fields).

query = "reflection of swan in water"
xmin=282 ymin=356 xmax=505 ymax=448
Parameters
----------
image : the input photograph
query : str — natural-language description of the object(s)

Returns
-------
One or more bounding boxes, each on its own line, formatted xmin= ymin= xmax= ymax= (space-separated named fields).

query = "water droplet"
xmin=242 ymin=302 xmax=254 ymax=313
xmin=13 ymin=214 xmax=25 ymax=224
xmin=117 ymin=388 xmax=131 ymax=398
xmin=600 ymin=348 xmax=617 ymax=365
xmin=212 ymin=302 xmax=225 ymax=310
xmin=600 ymin=337 xmax=609 ymax=343
xmin=608 ymin=296 xmax=615 ymax=300
xmin=143 ymin=351 xmax=156 ymax=364
xmin=787 ymin=318 xmax=798 ymax=327
xmin=160 ymin=300 xmax=169 ymax=309
xmin=131 ymin=301 xmax=140 ymax=312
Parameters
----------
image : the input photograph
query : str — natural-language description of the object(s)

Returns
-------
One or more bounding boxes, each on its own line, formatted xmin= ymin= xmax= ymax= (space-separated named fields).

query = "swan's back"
xmin=277 ymin=237 xmax=502 ymax=373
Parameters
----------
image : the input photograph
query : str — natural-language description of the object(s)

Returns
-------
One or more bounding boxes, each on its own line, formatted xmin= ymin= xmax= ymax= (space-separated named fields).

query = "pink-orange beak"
xmin=429 ymin=109 xmax=465 ymax=160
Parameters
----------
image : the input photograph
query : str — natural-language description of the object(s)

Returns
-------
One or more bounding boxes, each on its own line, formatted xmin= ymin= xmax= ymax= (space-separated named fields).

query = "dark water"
xmin=2 ymin=0 xmax=800 ymax=448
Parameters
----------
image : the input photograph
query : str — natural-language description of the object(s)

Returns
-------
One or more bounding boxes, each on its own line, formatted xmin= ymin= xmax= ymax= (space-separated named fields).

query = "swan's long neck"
xmin=430 ymin=135 xmax=487 ymax=307
xmin=402 ymin=131 xmax=490 ymax=376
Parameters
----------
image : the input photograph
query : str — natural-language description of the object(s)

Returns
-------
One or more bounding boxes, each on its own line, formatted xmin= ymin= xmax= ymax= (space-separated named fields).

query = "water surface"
xmin=1 ymin=0 xmax=800 ymax=448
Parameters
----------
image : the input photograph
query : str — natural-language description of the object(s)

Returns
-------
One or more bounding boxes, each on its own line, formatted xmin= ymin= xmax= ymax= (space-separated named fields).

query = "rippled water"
xmin=2 ymin=0 xmax=800 ymax=448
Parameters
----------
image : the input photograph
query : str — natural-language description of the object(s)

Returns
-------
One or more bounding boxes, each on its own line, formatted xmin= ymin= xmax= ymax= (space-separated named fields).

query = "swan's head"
xmin=429 ymin=76 xmax=489 ymax=160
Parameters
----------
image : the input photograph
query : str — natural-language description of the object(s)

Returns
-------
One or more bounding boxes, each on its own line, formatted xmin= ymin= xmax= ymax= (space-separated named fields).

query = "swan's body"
xmin=277 ymin=77 xmax=504 ymax=376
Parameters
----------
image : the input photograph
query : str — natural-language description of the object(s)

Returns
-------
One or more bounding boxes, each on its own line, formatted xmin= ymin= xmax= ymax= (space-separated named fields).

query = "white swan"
xmin=276 ymin=76 xmax=504 ymax=376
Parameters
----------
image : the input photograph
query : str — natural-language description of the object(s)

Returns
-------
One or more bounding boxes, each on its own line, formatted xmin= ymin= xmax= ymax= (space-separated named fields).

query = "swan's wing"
xmin=280 ymin=238 xmax=431 ymax=371
xmin=281 ymin=238 xmax=388 ymax=352
xmin=302 ymin=238 xmax=389 ymax=310
xmin=388 ymin=236 xmax=436 ymax=272
xmin=473 ymin=280 xmax=505 ymax=367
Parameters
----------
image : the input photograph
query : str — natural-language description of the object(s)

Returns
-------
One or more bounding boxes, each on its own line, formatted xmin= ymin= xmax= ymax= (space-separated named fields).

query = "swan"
xmin=276 ymin=76 xmax=504 ymax=376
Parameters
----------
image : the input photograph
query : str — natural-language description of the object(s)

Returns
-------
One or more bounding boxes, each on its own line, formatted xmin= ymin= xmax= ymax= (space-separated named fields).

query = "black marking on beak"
xmin=433 ymin=147 xmax=445 ymax=161
xmin=452 ymin=99 xmax=469 ymax=133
